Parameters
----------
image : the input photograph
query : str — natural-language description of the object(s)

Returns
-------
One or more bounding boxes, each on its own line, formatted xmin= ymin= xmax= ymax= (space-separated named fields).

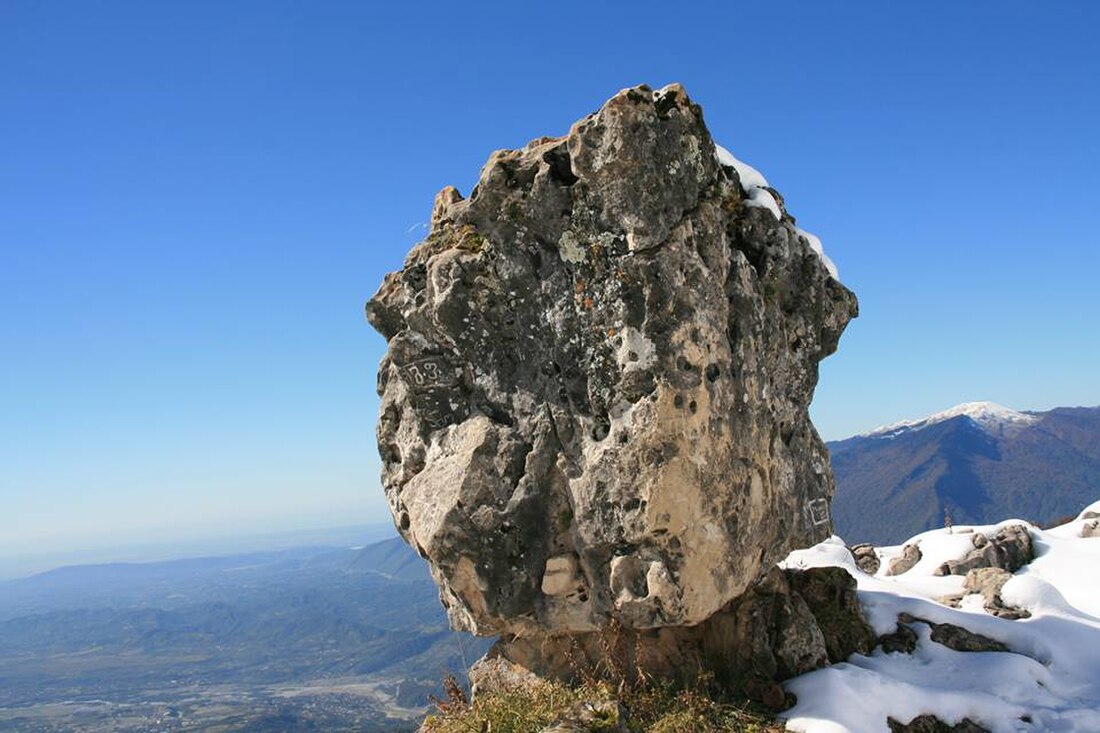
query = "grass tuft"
xmin=421 ymin=676 xmax=785 ymax=733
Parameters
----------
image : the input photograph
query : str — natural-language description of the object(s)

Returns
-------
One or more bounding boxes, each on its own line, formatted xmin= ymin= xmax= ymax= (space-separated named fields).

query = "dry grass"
xmin=421 ymin=675 xmax=785 ymax=733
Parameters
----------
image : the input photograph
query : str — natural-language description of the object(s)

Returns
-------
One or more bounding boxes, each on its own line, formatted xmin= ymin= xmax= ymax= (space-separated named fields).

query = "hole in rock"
xmin=544 ymin=147 xmax=579 ymax=187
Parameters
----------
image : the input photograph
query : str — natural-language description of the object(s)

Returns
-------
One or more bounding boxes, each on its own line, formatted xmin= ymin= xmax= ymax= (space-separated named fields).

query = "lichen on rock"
xmin=367 ymin=83 xmax=857 ymax=667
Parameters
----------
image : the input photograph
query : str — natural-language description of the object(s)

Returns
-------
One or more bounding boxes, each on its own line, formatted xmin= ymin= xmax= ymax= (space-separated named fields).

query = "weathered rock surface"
xmin=472 ymin=566 xmax=872 ymax=705
xmin=849 ymin=543 xmax=880 ymax=575
xmin=788 ymin=566 xmax=878 ymax=663
xmin=886 ymin=544 xmax=922 ymax=576
xmin=934 ymin=525 xmax=1033 ymax=576
xmin=367 ymin=84 xmax=857 ymax=639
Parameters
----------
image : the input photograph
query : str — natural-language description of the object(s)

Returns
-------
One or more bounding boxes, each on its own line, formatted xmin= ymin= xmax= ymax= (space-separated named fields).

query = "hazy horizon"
xmin=0 ymin=519 xmax=398 ymax=581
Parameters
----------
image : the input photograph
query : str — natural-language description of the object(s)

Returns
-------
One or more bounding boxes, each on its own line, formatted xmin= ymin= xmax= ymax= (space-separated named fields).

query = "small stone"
xmin=878 ymin=621 xmax=918 ymax=654
xmin=849 ymin=543 xmax=880 ymax=575
xmin=960 ymin=567 xmax=1029 ymax=617
xmin=887 ymin=544 xmax=922 ymax=576
xmin=937 ymin=593 xmax=965 ymax=608
xmin=963 ymin=567 xmax=1012 ymax=597
xmin=888 ymin=714 xmax=991 ymax=733
xmin=927 ymin=621 xmax=1009 ymax=653
xmin=744 ymin=677 xmax=788 ymax=711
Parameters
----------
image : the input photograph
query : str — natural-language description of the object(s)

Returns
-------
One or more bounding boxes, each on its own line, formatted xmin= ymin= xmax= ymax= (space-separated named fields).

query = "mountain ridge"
xmin=829 ymin=403 xmax=1100 ymax=545
xmin=859 ymin=400 xmax=1039 ymax=438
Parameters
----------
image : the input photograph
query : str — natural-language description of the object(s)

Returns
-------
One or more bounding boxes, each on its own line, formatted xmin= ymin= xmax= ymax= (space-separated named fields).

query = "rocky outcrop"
xmin=933 ymin=525 xmax=1033 ymax=576
xmin=367 ymin=82 xmax=856 ymax=648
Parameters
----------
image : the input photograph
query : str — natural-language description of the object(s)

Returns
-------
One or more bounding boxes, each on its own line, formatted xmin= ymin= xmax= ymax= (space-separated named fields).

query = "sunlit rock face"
xmin=366 ymin=83 xmax=857 ymax=638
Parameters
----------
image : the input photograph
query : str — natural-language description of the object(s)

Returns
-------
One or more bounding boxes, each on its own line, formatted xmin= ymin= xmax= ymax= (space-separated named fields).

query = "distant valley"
xmin=0 ymin=538 xmax=489 ymax=732
xmin=829 ymin=402 xmax=1100 ymax=545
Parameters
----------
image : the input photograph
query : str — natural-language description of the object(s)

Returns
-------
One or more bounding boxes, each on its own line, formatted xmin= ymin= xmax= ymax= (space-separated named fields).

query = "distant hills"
xmin=828 ymin=402 xmax=1100 ymax=545
xmin=0 ymin=538 xmax=489 ymax=732
xmin=0 ymin=522 xmax=397 ymax=581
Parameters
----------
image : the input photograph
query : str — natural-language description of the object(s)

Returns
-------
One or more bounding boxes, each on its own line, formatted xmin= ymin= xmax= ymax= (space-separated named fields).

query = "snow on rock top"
xmin=794 ymin=227 xmax=839 ymax=280
xmin=715 ymin=143 xmax=770 ymax=189
xmin=780 ymin=505 xmax=1100 ymax=732
xmin=863 ymin=401 xmax=1040 ymax=439
xmin=714 ymin=143 xmax=840 ymax=279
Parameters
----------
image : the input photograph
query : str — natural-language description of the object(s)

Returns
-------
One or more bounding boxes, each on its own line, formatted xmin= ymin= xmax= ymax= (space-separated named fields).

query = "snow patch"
xmin=781 ymin=509 xmax=1100 ymax=733
xmin=714 ymin=143 xmax=782 ymax=220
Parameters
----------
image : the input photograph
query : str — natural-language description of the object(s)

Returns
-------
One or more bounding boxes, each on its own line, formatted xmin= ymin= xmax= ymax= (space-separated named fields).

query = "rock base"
xmin=472 ymin=567 xmax=874 ymax=709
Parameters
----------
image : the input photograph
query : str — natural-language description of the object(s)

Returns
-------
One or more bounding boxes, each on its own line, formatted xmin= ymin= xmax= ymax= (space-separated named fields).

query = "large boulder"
xmin=367 ymin=83 xmax=857 ymax=640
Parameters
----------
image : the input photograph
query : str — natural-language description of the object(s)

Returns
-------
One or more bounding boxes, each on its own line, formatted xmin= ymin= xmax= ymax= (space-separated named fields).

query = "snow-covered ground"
xmin=781 ymin=500 xmax=1100 ymax=733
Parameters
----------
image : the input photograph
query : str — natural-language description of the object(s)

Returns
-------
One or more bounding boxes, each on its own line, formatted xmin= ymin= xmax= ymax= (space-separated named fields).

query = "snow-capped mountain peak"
xmin=863 ymin=400 xmax=1039 ymax=438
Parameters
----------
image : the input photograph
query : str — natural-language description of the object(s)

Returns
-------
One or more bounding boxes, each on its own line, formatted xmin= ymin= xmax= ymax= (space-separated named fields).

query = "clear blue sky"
xmin=2 ymin=1 xmax=1098 ymax=556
